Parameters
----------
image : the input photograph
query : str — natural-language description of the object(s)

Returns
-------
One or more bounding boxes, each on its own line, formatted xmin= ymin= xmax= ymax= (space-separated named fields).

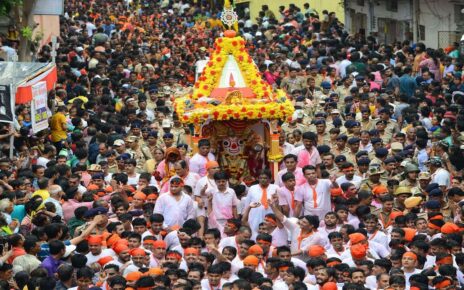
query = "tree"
xmin=0 ymin=0 xmax=38 ymax=61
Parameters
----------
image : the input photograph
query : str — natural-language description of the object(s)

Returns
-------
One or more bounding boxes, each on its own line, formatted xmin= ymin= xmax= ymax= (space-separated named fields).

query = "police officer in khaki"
xmin=359 ymin=165 xmax=386 ymax=192
xmin=393 ymin=186 xmax=413 ymax=212
xmin=399 ymin=163 xmax=420 ymax=188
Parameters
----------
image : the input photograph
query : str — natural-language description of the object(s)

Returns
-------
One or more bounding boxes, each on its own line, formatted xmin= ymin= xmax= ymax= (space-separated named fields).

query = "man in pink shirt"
xmin=275 ymin=154 xmax=305 ymax=187
xmin=294 ymin=132 xmax=322 ymax=177
xmin=189 ymin=139 xmax=215 ymax=177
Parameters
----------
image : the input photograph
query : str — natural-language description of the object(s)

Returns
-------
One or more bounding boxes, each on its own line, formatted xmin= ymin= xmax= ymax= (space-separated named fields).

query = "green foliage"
xmin=0 ymin=0 xmax=22 ymax=16
xmin=21 ymin=25 xmax=32 ymax=40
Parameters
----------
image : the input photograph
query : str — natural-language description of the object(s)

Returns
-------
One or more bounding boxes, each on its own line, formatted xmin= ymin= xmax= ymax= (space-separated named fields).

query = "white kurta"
xmin=294 ymin=179 xmax=332 ymax=219
xmin=244 ymin=184 xmax=280 ymax=238
xmin=153 ymin=192 xmax=195 ymax=227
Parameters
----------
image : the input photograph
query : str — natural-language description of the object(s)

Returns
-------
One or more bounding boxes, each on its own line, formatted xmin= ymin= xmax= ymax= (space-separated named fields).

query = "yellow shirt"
xmin=32 ymin=189 xmax=50 ymax=200
xmin=50 ymin=112 xmax=67 ymax=142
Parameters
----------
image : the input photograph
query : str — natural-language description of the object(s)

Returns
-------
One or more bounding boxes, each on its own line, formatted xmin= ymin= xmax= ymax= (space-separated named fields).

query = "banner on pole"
xmin=31 ymin=81 xmax=49 ymax=133
xmin=0 ymin=85 xmax=13 ymax=123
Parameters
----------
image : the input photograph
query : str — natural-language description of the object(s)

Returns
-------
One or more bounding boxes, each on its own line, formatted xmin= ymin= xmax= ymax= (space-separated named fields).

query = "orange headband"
xmin=435 ymin=280 xmax=452 ymax=289
xmin=184 ymin=247 xmax=200 ymax=255
xmin=257 ymin=239 xmax=272 ymax=245
xmin=143 ymin=240 xmax=157 ymax=246
xmin=264 ymin=216 xmax=277 ymax=226
xmin=113 ymin=244 xmax=129 ymax=254
xmin=147 ymin=193 xmax=158 ymax=200
xmin=227 ymin=222 xmax=237 ymax=229
xmin=248 ymin=245 xmax=264 ymax=255
xmin=133 ymin=192 xmax=147 ymax=200
xmin=403 ymin=252 xmax=417 ymax=260
xmin=243 ymin=255 xmax=259 ymax=266
xmin=327 ymin=261 xmax=341 ymax=267
xmin=343 ymin=166 xmax=354 ymax=171
xmin=437 ymin=256 xmax=453 ymax=265
xmin=87 ymin=235 xmax=103 ymax=245
xmin=428 ymin=223 xmax=442 ymax=230
xmin=279 ymin=266 xmax=289 ymax=271
xmin=166 ymin=252 xmax=182 ymax=260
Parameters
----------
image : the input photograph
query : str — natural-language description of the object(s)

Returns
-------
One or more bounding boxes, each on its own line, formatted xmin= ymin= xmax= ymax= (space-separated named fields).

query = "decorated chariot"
xmin=174 ymin=3 xmax=294 ymax=185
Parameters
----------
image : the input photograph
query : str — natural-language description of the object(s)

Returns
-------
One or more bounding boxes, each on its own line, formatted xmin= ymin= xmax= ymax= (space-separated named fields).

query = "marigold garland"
xmin=174 ymin=34 xmax=294 ymax=124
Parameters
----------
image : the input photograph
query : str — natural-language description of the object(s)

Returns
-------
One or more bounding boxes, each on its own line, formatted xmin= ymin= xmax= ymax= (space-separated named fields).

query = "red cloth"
xmin=8 ymin=247 xmax=26 ymax=264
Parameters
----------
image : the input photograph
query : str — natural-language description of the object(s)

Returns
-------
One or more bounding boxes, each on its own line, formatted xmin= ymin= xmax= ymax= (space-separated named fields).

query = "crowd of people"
xmin=0 ymin=0 xmax=464 ymax=289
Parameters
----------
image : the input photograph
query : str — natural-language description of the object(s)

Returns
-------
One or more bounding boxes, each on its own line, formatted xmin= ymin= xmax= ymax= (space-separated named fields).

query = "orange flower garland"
xmin=174 ymin=32 xmax=294 ymax=124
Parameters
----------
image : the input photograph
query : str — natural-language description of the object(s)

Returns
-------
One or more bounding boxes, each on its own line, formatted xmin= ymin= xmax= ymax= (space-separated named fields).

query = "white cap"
xmin=113 ymin=139 xmax=125 ymax=146
xmin=162 ymin=119 xmax=172 ymax=128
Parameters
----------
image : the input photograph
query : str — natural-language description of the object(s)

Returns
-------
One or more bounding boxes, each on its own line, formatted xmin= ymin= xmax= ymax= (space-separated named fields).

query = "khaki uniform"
xmin=411 ymin=186 xmax=427 ymax=196
xmin=359 ymin=180 xmax=386 ymax=192
xmin=372 ymin=208 xmax=401 ymax=228
xmin=335 ymin=86 xmax=351 ymax=100
xmin=281 ymin=123 xmax=307 ymax=135
xmin=442 ymin=205 xmax=453 ymax=222
xmin=326 ymin=166 xmax=340 ymax=178
xmin=333 ymin=146 xmax=350 ymax=157
xmin=171 ymin=126 xmax=186 ymax=145
xmin=108 ymin=162 xmax=119 ymax=174
xmin=280 ymin=76 xmax=306 ymax=92
xmin=399 ymin=179 xmax=418 ymax=188
xmin=74 ymin=223 xmax=108 ymax=237
xmin=346 ymin=151 xmax=358 ymax=165
xmin=317 ymin=132 xmax=331 ymax=146
xmin=128 ymin=147 xmax=152 ymax=173
xmin=361 ymin=119 xmax=375 ymax=131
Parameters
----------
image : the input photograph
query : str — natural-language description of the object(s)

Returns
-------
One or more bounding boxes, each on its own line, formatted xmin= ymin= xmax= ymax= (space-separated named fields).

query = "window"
xmin=419 ymin=25 xmax=425 ymax=41
xmin=356 ymin=0 xmax=365 ymax=6
xmin=386 ymin=0 xmax=398 ymax=12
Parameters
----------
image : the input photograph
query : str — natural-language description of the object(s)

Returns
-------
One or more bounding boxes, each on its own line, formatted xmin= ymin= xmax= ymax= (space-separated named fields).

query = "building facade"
xmin=344 ymin=0 xmax=464 ymax=48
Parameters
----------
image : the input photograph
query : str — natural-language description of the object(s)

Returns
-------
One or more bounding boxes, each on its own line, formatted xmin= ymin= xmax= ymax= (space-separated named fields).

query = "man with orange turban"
xmin=112 ymin=241 xmax=131 ymax=266
xmin=344 ymin=243 xmax=368 ymax=267
xmin=243 ymin=255 xmax=259 ymax=270
xmin=193 ymin=160 xmax=220 ymax=236
xmin=85 ymin=235 xmax=114 ymax=265
xmin=123 ymin=248 xmax=148 ymax=276
xmin=184 ymin=247 xmax=200 ymax=264
xmin=149 ymin=240 xmax=167 ymax=267
xmin=308 ymin=245 xmax=326 ymax=260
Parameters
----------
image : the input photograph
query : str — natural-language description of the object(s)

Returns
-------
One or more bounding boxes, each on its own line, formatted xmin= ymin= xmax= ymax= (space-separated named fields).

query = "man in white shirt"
xmin=269 ymin=194 xmax=326 ymax=262
xmin=154 ymin=177 xmax=195 ymax=227
xmin=171 ymin=160 xmax=200 ymax=192
xmin=429 ymin=157 xmax=450 ymax=191
xmin=243 ymin=169 xmax=279 ymax=238
xmin=336 ymin=162 xmax=363 ymax=189
xmin=363 ymin=214 xmax=388 ymax=246
xmin=85 ymin=235 xmax=114 ymax=265
xmin=295 ymin=165 xmax=338 ymax=220
xmin=189 ymin=139 xmax=215 ymax=177
xmin=193 ymin=161 xmax=220 ymax=236
xmin=401 ymin=251 xmax=421 ymax=288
